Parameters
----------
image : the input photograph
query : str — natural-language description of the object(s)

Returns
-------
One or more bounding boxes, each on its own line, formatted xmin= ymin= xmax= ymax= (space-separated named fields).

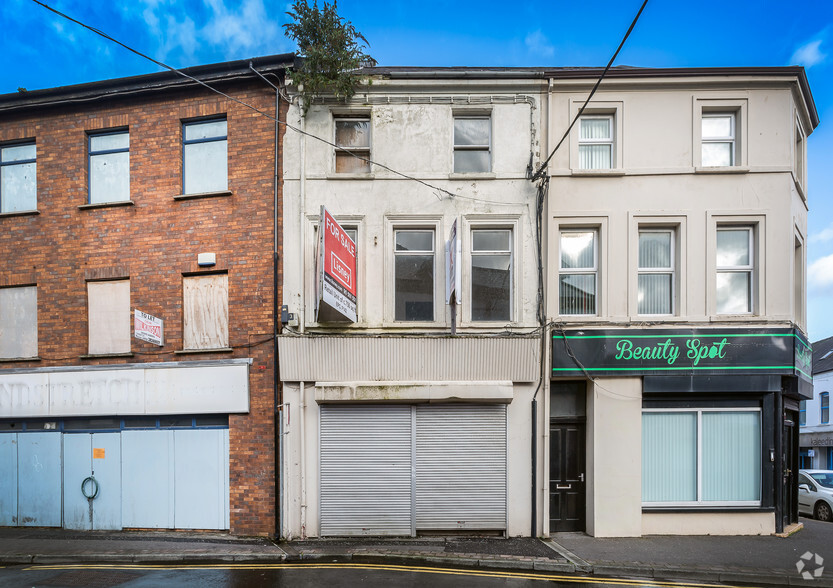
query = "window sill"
xmin=174 ymin=347 xmax=234 ymax=355
xmin=0 ymin=209 xmax=39 ymax=218
xmin=570 ymin=169 xmax=626 ymax=177
xmin=80 ymin=352 xmax=134 ymax=359
xmin=709 ymin=314 xmax=757 ymax=322
xmin=78 ymin=200 xmax=134 ymax=210
xmin=448 ymin=172 xmax=496 ymax=180
xmin=326 ymin=173 xmax=375 ymax=180
xmin=694 ymin=166 xmax=749 ymax=174
xmin=173 ymin=190 xmax=232 ymax=201
xmin=643 ymin=506 xmax=769 ymax=513
xmin=0 ymin=356 xmax=41 ymax=363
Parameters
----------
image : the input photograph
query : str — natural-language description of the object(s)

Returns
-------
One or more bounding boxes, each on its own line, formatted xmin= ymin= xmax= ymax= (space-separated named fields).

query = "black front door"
xmin=784 ymin=415 xmax=798 ymax=527
xmin=549 ymin=423 xmax=585 ymax=532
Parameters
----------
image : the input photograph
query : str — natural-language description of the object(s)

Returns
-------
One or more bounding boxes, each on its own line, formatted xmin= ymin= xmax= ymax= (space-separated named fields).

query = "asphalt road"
xmin=0 ymin=562 xmax=756 ymax=588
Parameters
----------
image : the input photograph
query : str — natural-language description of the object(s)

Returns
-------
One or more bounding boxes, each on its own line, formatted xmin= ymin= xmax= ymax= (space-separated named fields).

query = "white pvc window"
xmin=335 ymin=117 xmax=370 ymax=173
xmin=0 ymin=142 xmax=36 ymax=213
xmin=394 ymin=229 xmax=434 ymax=322
xmin=89 ymin=131 xmax=130 ymax=204
xmin=578 ymin=116 xmax=613 ymax=169
xmin=183 ymin=119 xmax=228 ymax=195
xmin=702 ymin=113 xmax=735 ymax=167
xmin=559 ymin=230 xmax=597 ymax=315
xmin=453 ymin=117 xmax=491 ymax=173
xmin=471 ymin=229 xmax=511 ymax=321
xmin=642 ymin=409 xmax=761 ymax=506
xmin=638 ymin=230 xmax=674 ymax=315
xmin=716 ymin=227 xmax=753 ymax=314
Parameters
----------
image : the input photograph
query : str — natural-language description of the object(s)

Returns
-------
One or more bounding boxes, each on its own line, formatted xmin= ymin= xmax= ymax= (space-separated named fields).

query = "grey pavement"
xmin=1 ymin=520 xmax=833 ymax=587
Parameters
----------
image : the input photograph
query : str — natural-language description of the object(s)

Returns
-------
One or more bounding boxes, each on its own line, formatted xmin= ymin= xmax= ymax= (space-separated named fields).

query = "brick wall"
xmin=0 ymin=80 xmax=285 ymax=536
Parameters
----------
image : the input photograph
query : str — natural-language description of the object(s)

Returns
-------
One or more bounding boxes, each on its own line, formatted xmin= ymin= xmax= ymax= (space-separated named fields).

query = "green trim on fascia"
xmin=554 ymin=333 xmax=796 ymax=340
xmin=552 ymin=365 xmax=795 ymax=372
xmin=796 ymin=368 xmax=813 ymax=380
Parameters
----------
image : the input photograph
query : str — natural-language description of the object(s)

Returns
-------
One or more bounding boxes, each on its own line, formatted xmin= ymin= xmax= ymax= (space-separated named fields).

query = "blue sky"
xmin=4 ymin=0 xmax=833 ymax=340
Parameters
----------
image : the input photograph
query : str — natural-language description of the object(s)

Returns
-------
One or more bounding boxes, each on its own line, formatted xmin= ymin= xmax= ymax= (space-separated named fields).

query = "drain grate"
xmin=34 ymin=570 xmax=142 ymax=587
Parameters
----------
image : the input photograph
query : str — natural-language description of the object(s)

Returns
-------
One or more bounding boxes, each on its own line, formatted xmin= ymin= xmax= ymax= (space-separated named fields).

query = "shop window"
xmin=183 ymin=118 xmax=227 ymax=195
xmin=470 ymin=228 xmax=511 ymax=321
xmin=0 ymin=285 xmax=37 ymax=359
xmin=183 ymin=273 xmax=228 ymax=350
xmin=0 ymin=141 xmax=36 ymax=213
xmin=559 ymin=229 xmax=597 ymax=315
xmin=87 ymin=279 xmax=130 ymax=355
xmin=394 ymin=229 xmax=435 ymax=321
xmin=643 ymin=409 xmax=761 ymax=505
xmin=89 ymin=130 xmax=129 ymax=204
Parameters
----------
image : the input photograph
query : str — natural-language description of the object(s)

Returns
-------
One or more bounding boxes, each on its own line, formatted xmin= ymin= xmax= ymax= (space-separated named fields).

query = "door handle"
xmin=579 ymin=473 xmax=585 ymax=482
xmin=556 ymin=484 xmax=572 ymax=489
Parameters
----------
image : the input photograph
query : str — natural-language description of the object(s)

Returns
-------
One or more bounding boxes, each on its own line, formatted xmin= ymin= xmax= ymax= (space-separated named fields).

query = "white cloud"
xmin=525 ymin=30 xmax=554 ymax=59
xmin=202 ymin=0 xmax=282 ymax=56
xmin=809 ymin=253 xmax=833 ymax=293
xmin=791 ymin=39 xmax=827 ymax=68
xmin=811 ymin=222 xmax=833 ymax=243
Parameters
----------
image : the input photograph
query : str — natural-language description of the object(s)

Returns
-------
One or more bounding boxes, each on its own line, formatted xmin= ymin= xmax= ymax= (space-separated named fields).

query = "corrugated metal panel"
xmin=279 ymin=336 xmax=538 ymax=382
xmin=0 ymin=434 xmax=17 ymax=526
xmin=320 ymin=405 xmax=413 ymax=536
xmin=415 ymin=405 xmax=506 ymax=530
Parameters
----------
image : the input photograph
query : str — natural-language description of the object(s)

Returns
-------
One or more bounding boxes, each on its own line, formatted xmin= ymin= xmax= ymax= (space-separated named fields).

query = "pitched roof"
xmin=813 ymin=336 xmax=833 ymax=375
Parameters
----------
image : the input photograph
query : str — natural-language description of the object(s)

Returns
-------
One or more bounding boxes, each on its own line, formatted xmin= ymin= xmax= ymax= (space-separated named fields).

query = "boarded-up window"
xmin=87 ymin=280 xmax=130 ymax=355
xmin=183 ymin=274 xmax=228 ymax=350
xmin=0 ymin=286 xmax=37 ymax=359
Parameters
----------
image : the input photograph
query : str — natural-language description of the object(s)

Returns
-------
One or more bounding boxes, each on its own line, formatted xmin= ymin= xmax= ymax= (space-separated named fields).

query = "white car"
xmin=799 ymin=470 xmax=833 ymax=522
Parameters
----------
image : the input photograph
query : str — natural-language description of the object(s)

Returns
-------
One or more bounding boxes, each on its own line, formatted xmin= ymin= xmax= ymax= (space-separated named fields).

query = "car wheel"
xmin=815 ymin=502 xmax=833 ymax=522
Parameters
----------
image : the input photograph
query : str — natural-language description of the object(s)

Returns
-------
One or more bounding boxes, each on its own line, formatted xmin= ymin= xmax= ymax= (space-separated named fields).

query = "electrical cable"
xmin=30 ymin=0 xmax=455 ymax=201
xmin=531 ymin=0 xmax=649 ymax=180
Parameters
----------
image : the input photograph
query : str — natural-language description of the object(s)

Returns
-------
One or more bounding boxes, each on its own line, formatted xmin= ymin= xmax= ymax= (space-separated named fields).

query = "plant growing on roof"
xmin=283 ymin=0 xmax=376 ymax=115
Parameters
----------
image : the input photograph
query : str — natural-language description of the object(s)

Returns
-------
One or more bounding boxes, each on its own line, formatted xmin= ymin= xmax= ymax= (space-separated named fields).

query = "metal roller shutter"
xmin=320 ymin=405 xmax=413 ymax=536
xmin=415 ymin=404 xmax=506 ymax=530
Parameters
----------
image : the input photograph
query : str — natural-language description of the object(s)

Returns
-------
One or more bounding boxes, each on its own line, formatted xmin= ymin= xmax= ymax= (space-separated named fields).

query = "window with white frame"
xmin=183 ymin=273 xmax=229 ymax=350
xmin=0 ymin=141 xmax=36 ymax=213
xmin=87 ymin=279 xmax=130 ymax=355
xmin=638 ymin=229 xmax=674 ymax=315
xmin=795 ymin=120 xmax=805 ymax=187
xmin=716 ymin=226 xmax=753 ymax=314
xmin=701 ymin=113 xmax=735 ymax=167
xmin=643 ymin=409 xmax=761 ymax=506
xmin=559 ymin=230 xmax=597 ymax=315
xmin=335 ymin=117 xmax=371 ymax=173
xmin=471 ymin=229 xmax=511 ymax=321
xmin=0 ymin=285 xmax=37 ymax=359
xmin=578 ymin=115 xmax=613 ymax=170
xmin=394 ymin=229 xmax=434 ymax=321
xmin=89 ymin=131 xmax=130 ymax=204
xmin=183 ymin=118 xmax=228 ymax=195
xmin=453 ymin=116 xmax=491 ymax=173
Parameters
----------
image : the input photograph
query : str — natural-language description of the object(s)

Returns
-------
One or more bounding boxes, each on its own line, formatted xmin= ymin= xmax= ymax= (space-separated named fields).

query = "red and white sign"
xmin=317 ymin=206 xmax=358 ymax=322
xmin=134 ymin=309 xmax=164 ymax=346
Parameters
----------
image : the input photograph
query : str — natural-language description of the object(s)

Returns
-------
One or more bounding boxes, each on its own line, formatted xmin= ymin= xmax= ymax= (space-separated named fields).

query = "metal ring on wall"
xmin=81 ymin=476 xmax=99 ymax=499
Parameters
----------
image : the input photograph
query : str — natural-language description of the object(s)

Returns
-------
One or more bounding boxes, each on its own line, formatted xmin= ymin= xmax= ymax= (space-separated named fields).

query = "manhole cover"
xmin=34 ymin=570 xmax=142 ymax=587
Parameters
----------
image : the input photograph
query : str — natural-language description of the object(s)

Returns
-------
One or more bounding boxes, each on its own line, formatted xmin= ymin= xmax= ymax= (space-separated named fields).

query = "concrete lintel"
xmin=314 ymin=381 xmax=514 ymax=404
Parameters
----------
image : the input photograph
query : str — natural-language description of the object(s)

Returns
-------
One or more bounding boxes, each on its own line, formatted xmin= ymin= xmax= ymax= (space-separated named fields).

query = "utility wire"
xmin=30 ymin=0 xmax=455 ymax=201
xmin=531 ymin=0 xmax=649 ymax=180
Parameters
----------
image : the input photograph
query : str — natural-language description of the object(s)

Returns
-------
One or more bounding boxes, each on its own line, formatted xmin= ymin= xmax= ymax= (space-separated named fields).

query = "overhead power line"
xmin=531 ymin=0 xmax=649 ymax=181
xmin=30 ymin=0 xmax=457 ymax=201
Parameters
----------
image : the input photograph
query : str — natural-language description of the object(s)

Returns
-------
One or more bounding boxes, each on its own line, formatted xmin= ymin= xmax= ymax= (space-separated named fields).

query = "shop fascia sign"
xmin=552 ymin=327 xmax=812 ymax=381
xmin=315 ymin=206 xmax=358 ymax=323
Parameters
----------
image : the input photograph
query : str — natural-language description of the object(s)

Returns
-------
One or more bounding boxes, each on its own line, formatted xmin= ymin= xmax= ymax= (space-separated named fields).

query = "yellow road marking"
xmin=21 ymin=561 xmax=758 ymax=588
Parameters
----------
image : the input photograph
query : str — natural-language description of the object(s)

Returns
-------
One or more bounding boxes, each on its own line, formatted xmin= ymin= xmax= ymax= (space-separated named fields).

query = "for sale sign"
xmin=316 ymin=206 xmax=358 ymax=322
xmin=134 ymin=309 xmax=164 ymax=346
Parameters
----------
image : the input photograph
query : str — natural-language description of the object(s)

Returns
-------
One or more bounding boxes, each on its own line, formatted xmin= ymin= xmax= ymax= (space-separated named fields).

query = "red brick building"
xmin=0 ymin=54 xmax=291 ymax=536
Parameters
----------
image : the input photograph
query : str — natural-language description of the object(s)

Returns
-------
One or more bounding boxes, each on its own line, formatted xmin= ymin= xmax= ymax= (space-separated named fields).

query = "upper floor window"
xmin=0 ymin=142 xmax=36 ymax=213
xmin=716 ymin=226 xmax=753 ymax=314
xmin=89 ymin=131 xmax=130 ymax=204
xmin=453 ymin=116 xmax=491 ymax=173
xmin=183 ymin=273 xmax=228 ymax=350
xmin=800 ymin=400 xmax=807 ymax=426
xmin=578 ymin=115 xmax=613 ymax=170
xmin=87 ymin=279 xmax=130 ymax=355
xmin=183 ymin=118 xmax=227 ymax=195
xmin=559 ymin=230 xmax=597 ymax=315
xmin=638 ymin=229 xmax=674 ymax=315
xmin=394 ymin=229 xmax=434 ymax=322
xmin=0 ymin=285 xmax=37 ymax=359
xmin=795 ymin=120 xmax=805 ymax=187
xmin=822 ymin=392 xmax=830 ymax=425
xmin=701 ymin=113 xmax=735 ymax=167
xmin=471 ymin=229 xmax=511 ymax=321
xmin=335 ymin=117 xmax=370 ymax=173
